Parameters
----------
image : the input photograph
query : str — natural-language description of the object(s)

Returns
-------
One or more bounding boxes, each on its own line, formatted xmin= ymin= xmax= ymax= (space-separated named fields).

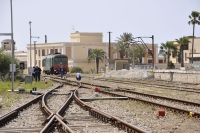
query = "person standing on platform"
xmin=34 ymin=66 xmax=42 ymax=82
xmin=50 ymin=66 xmax=54 ymax=75
xmin=60 ymin=65 xmax=65 ymax=78
xmin=32 ymin=66 xmax=35 ymax=80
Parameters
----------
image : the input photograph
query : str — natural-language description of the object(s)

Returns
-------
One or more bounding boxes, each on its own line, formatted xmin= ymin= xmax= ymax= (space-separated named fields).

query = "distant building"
xmin=170 ymin=36 xmax=200 ymax=67
xmin=27 ymin=32 xmax=160 ymax=73
xmin=0 ymin=39 xmax=28 ymax=70
xmin=1 ymin=39 xmax=16 ymax=51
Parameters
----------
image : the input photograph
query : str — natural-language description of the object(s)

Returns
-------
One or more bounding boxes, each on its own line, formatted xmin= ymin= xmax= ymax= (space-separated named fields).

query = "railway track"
xmin=84 ymin=77 xmax=200 ymax=93
xmin=0 ymin=76 xmax=148 ymax=133
xmin=56 ymin=77 xmax=200 ymax=118
xmin=48 ymin=76 xmax=200 ymax=132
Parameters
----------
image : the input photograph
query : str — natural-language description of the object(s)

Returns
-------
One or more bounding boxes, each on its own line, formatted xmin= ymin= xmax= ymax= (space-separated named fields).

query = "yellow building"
xmin=26 ymin=32 xmax=159 ymax=73
xmin=171 ymin=36 xmax=200 ymax=65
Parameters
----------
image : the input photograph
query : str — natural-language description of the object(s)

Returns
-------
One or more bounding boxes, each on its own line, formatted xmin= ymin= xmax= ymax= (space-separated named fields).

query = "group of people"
xmin=50 ymin=65 xmax=67 ymax=79
xmin=32 ymin=65 xmax=82 ymax=81
xmin=32 ymin=66 xmax=42 ymax=82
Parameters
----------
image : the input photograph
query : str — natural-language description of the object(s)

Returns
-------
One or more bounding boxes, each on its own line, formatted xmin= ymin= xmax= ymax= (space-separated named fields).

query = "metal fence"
xmin=132 ymin=64 xmax=152 ymax=70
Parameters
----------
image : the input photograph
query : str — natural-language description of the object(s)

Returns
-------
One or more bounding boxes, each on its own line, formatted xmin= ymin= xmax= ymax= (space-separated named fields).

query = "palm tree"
xmin=87 ymin=49 xmax=106 ymax=74
xmin=113 ymin=41 xmax=126 ymax=59
xmin=134 ymin=45 xmax=146 ymax=64
xmin=116 ymin=32 xmax=134 ymax=44
xmin=188 ymin=11 xmax=200 ymax=63
xmin=159 ymin=41 xmax=178 ymax=69
xmin=175 ymin=37 xmax=190 ymax=67
xmin=115 ymin=33 xmax=134 ymax=58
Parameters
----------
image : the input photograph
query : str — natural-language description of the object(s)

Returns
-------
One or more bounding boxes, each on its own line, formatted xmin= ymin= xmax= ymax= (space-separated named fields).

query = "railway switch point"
xmin=158 ymin=109 xmax=165 ymax=116
xmin=94 ymin=88 xmax=99 ymax=97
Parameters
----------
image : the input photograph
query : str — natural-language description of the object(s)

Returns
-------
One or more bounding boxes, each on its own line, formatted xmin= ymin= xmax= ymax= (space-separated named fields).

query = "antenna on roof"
xmin=72 ymin=25 xmax=75 ymax=33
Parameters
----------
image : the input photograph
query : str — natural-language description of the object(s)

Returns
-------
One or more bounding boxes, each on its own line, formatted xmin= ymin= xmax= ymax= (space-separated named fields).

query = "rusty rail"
xmin=40 ymin=115 xmax=74 ymax=133
xmin=41 ymin=84 xmax=63 ymax=124
xmin=56 ymin=91 xmax=73 ymax=121
xmin=73 ymin=86 xmax=147 ymax=133
xmin=101 ymin=90 xmax=200 ymax=118
xmin=0 ymin=95 xmax=42 ymax=127
xmin=117 ymin=88 xmax=200 ymax=107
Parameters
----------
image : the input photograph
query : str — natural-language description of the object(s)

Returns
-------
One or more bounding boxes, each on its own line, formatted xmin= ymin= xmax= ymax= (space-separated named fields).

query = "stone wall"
xmin=153 ymin=70 xmax=200 ymax=83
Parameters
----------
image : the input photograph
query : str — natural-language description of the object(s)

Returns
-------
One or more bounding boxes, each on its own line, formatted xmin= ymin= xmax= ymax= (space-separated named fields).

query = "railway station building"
xmin=26 ymin=32 xmax=160 ymax=73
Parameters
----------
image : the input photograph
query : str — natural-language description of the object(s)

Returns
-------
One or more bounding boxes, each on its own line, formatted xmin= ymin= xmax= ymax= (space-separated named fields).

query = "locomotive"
xmin=42 ymin=53 xmax=69 ymax=75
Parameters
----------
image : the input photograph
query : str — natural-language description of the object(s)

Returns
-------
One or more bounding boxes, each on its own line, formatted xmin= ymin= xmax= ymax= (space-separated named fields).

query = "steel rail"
xmin=47 ymin=76 xmax=148 ymax=133
xmin=73 ymin=88 xmax=147 ymax=133
xmin=117 ymin=88 xmax=200 ymax=107
xmin=100 ymin=90 xmax=200 ymax=118
xmin=41 ymin=84 xmax=64 ymax=124
xmin=0 ymin=95 xmax=42 ymax=127
xmin=40 ymin=115 xmax=74 ymax=133
xmin=90 ymin=77 xmax=200 ymax=93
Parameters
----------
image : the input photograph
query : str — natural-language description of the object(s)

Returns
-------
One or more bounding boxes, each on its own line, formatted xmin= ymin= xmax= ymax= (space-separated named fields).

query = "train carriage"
xmin=42 ymin=53 xmax=69 ymax=75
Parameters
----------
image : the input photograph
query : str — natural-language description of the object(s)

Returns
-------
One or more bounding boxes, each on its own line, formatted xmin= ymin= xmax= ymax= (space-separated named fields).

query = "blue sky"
xmin=0 ymin=0 xmax=200 ymax=51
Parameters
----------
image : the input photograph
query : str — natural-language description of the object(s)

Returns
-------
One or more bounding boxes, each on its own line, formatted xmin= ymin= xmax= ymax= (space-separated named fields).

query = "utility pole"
xmin=152 ymin=35 xmax=154 ymax=69
xmin=45 ymin=35 xmax=47 ymax=43
xmin=29 ymin=21 xmax=32 ymax=69
xmin=108 ymin=31 xmax=112 ymax=59
xmin=33 ymin=41 xmax=37 ymax=66
xmin=10 ymin=0 xmax=14 ymax=91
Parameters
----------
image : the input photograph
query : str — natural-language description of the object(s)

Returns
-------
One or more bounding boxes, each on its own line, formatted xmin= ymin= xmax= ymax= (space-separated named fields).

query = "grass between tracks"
xmin=0 ymin=80 xmax=54 ymax=109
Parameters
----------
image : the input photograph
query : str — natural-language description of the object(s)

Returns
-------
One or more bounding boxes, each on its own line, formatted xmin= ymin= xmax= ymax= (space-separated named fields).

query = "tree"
xmin=113 ymin=41 xmax=126 ymax=59
xmin=116 ymin=32 xmax=134 ymax=45
xmin=159 ymin=41 xmax=178 ymax=69
xmin=115 ymin=32 xmax=134 ymax=58
xmin=188 ymin=11 xmax=200 ymax=63
xmin=87 ymin=49 xmax=106 ymax=74
xmin=134 ymin=45 xmax=146 ymax=64
xmin=175 ymin=37 xmax=190 ymax=67
xmin=0 ymin=48 xmax=20 ymax=81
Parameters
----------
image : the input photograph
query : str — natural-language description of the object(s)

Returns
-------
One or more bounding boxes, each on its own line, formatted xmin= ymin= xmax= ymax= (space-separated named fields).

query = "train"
xmin=42 ymin=53 xmax=69 ymax=75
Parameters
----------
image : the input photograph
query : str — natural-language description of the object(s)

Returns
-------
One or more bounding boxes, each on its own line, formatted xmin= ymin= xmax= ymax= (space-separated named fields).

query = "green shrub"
xmin=70 ymin=67 xmax=83 ymax=73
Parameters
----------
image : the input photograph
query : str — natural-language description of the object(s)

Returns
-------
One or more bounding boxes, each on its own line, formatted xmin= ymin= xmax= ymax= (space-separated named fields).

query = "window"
xmin=42 ymin=49 xmax=45 ymax=56
xmin=50 ymin=49 xmax=53 ymax=54
xmin=38 ymin=50 xmax=40 ymax=56
xmin=185 ymin=53 xmax=187 ymax=61
xmin=35 ymin=50 xmax=37 ymax=54
xmin=159 ymin=59 xmax=163 ymax=63
xmin=55 ymin=49 xmax=58 ymax=53
xmin=39 ymin=60 xmax=41 ymax=67
xmin=148 ymin=59 xmax=152 ymax=63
